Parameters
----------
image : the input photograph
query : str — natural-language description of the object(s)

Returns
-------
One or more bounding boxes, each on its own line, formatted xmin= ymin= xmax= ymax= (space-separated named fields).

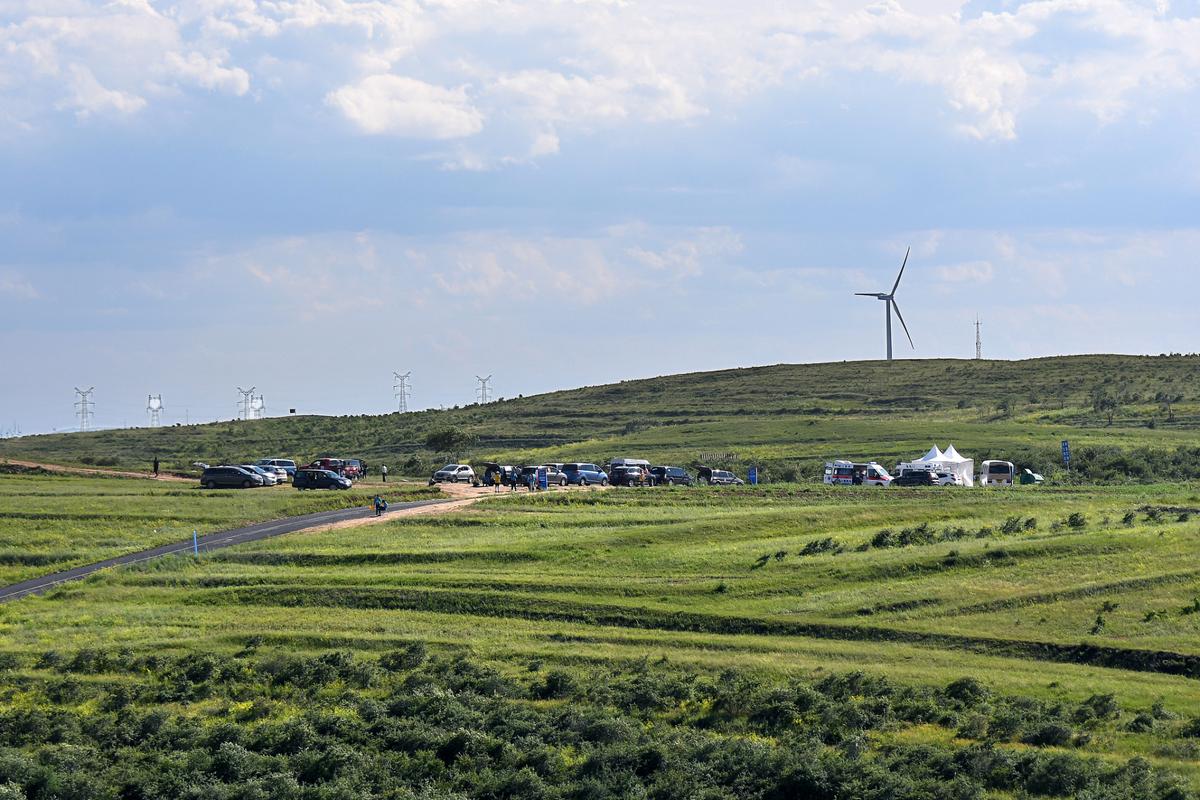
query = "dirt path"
xmin=0 ymin=458 xmax=193 ymax=482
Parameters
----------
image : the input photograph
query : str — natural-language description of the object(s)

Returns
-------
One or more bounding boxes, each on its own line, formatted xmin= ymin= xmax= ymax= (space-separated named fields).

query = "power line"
xmin=476 ymin=375 xmax=493 ymax=404
xmin=393 ymin=371 xmax=412 ymax=413
xmin=236 ymin=386 xmax=256 ymax=421
xmin=147 ymin=394 xmax=163 ymax=427
xmin=74 ymin=387 xmax=95 ymax=432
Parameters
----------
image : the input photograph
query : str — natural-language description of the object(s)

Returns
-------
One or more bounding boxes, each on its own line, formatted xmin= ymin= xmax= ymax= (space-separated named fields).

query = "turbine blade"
xmin=891 ymin=247 xmax=910 ymax=295
xmin=854 ymin=293 xmax=885 ymax=297
xmin=891 ymin=299 xmax=914 ymax=349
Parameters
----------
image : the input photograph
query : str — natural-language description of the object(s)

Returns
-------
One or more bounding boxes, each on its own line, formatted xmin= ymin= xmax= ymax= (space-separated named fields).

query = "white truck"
xmin=823 ymin=460 xmax=892 ymax=486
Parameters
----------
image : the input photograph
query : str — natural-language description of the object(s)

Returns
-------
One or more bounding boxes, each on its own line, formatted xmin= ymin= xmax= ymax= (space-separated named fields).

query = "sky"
xmin=1 ymin=0 xmax=1199 ymax=434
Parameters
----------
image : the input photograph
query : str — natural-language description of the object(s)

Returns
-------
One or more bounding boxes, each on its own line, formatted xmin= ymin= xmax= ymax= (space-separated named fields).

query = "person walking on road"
xmin=381 ymin=465 xmax=388 ymax=482
xmin=373 ymin=495 xmax=386 ymax=517
xmin=152 ymin=457 xmax=159 ymax=478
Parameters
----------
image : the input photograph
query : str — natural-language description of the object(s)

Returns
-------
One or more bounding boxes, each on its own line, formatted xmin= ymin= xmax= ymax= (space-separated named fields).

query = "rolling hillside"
xmin=4 ymin=355 xmax=1199 ymax=481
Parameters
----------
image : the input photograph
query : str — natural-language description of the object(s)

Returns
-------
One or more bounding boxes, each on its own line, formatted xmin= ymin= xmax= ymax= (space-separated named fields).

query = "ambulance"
xmin=823 ymin=460 xmax=892 ymax=486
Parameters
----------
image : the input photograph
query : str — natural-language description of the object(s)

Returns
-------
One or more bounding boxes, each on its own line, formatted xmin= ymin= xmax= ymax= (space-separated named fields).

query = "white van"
xmin=824 ymin=460 xmax=892 ymax=487
xmin=979 ymin=460 xmax=1015 ymax=486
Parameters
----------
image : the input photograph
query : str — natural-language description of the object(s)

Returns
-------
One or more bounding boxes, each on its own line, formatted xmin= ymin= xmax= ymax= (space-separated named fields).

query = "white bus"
xmin=979 ymin=460 xmax=1016 ymax=486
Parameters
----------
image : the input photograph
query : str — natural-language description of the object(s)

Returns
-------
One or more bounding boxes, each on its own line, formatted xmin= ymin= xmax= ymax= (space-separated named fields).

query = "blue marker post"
xmin=193 ymin=529 xmax=199 ymax=557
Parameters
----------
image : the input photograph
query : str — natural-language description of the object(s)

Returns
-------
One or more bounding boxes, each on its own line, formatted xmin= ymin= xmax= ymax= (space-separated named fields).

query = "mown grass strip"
xmin=193 ymin=585 xmax=1200 ymax=678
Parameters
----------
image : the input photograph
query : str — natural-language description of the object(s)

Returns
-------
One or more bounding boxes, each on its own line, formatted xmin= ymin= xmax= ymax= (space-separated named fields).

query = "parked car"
xmin=343 ymin=459 xmax=366 ymax=479
xmin=649 ymin=466 xmax=693 ymax=486
xmin=256 ymin=458 xmax=297 ymax=476
xmin=294 ymin=468 xmax=352 ymax=490
xmin=240 ymin=464 xmax=278 ymax=486
xmin=432 ymin=464 xmax=475 ymax=483
xmin=697 ymin=467 xmax=743 ymax=485
xmin=1019 ymin=468 xmax=1045 ymax=485
xmin=306 ymin=458 xmax=346 ymax=476
xmin=935 ymin=471 xmax=964 ymax=486
xmin=518 ymin=465 xmax=545 ymax=488
xmin=543 ymin=465 xmax=567 ymax=486
xmin=200 ymin=466 xmax=264 ymax=489
xmin=479 ymin=462 xmax=517 ymax=486
xmin=562 ymin=463 xmax=609 ymax=486
xmin=264 ymin=465 xmax=289 ymax=482
xmin=612 ymin=466 xmax=650 ymax=487
xmin=893 ymin=470 xmax=937 ymax=487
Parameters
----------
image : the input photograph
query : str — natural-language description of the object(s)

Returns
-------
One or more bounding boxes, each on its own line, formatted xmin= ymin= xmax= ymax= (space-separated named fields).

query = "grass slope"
xmin=4 ymin=355 xmax=1200 ymax=480
xmin=2 ymin=477 xmax=1199 ymax=790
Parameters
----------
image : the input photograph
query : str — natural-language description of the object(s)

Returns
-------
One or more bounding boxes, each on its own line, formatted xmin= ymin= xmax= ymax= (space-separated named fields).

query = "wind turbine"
xmin=855 ymin=247 xmax=914 ymax=361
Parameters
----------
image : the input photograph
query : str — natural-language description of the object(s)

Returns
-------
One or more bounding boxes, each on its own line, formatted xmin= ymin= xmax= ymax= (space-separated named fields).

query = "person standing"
xmin=381 ymin=465 xmax=388 ymax=483
xmin=374 ymin=495 xmax=386 ymax=516
xmin=152 ymin=457 xmax=159 ymax=478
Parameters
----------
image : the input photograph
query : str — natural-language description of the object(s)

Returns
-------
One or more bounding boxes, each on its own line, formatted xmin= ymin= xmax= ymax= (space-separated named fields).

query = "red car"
xmin=306 ymin=457 xmax=345 ymax=476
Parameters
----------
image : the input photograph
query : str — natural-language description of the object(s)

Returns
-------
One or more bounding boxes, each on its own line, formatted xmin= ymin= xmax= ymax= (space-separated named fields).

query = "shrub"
xmin=379 ymin=642 xmax=427 ymax=672
xmin=1067 ymin=513 xmax=1087 ymax=529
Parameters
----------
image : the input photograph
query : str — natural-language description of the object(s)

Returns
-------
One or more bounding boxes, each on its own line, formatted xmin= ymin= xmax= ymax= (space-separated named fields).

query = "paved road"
xmin=0 ymin=498 xmax=455 ymax=604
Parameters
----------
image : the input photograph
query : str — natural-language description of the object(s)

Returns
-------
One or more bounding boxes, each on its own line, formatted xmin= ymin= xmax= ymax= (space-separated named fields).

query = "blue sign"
xmin=537 ymin=466 xmax=548 ymax=490
xmin=1061 ymin=440 xmax=1071 ymax=465
xmin=748 ymin=466 xmax=758 ymax=485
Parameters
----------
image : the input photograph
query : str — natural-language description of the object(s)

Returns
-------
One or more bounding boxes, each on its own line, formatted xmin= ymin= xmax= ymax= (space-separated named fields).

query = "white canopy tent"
xmin=899 ymin=444 xmax=975 ymax=486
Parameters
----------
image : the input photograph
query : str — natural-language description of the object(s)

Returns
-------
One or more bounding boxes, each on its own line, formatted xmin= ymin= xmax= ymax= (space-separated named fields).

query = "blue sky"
xmin=2 ymin=0 xmax=1199 ymax=433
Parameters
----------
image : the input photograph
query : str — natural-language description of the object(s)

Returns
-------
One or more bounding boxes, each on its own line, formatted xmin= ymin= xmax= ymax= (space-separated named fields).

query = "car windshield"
xmin=440 ymin=465 xmax=458 ymax=471
xmin=563 ymin=464 xmax=580 ymax=471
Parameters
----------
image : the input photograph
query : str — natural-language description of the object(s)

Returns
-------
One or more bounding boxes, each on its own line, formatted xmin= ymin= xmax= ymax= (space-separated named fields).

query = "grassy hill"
xmin=4 ymin=355 xmax=1200 ymax=481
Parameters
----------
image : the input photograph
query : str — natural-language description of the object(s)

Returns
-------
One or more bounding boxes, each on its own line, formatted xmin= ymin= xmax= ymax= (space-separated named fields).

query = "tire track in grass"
xmin=191 ymin=585 xmax=1200 ymax=679
xmin=927 ymin=569 xmax=1200 ymax=619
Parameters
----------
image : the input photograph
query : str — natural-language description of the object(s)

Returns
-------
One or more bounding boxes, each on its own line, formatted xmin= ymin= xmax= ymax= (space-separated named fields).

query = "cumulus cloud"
xmin=326 ymin=75 xmax=483 ymax=138
xmin=2 ymin=0 xmax=1198 ymax=153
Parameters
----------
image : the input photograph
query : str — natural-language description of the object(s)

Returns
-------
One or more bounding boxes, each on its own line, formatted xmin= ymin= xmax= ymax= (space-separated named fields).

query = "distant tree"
xmin=1090 ymin=387 xmax=1119 ymax=426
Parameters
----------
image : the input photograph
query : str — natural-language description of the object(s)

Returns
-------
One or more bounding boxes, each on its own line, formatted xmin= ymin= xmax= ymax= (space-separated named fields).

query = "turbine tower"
xmin=975 ymin=317 xmax=982 ymax=360
xmin=74 ymin=387 xmax=95 ymax=432
xmin=476 ymin=375 xmax=493 ymax=404
xmin=237 ymin=386 xmax=255 ymax=420
xmin=147 ymin=394 xmax=163 ymax=427
xmin=393 ymin=371 xmax=412 ymax=413
xmin=855 ymin=247 xmax=914 ymax=362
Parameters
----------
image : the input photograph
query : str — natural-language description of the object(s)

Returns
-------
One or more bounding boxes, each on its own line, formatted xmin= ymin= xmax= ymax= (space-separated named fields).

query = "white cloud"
xmin=2 ymin=0 xmax=1200 ymax=155
xmin=0 ymin=269 xmax=39 ymax=299
xmin=325 ymin=74 xmax=483 ymax=138
xmin=936 ymin=260 xmax=994 ymax=283
xmin=59 ymin=64 xmax=146 ymax=117
xmin=165 ymin=51 xmax=250 ymax=96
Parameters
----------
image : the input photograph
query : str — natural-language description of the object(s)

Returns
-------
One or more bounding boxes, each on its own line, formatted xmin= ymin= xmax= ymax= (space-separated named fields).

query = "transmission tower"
xmin=475 ymin=375 xmax=493 ymax=404
xmin=236 ymin=386 xmax=255 ymax=420
xmin=393 ymin=371 xmax=412 ymax=413
xmin=975 ymin=317 xmax=982 ymax=360
xmin=251 ymin=394 xmax=266 ymax=420
xmin=74 ymin=387 xmax=95 ymax=431
xmin=147 ymin=394 xmax=163 ymax=427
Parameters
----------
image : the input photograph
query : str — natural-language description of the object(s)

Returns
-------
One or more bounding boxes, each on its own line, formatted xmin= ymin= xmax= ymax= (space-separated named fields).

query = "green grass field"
xmin=1 ymin=475 xmax=1199 ymax=796
xmin=0 ymin=473 xmax=442 ymax=585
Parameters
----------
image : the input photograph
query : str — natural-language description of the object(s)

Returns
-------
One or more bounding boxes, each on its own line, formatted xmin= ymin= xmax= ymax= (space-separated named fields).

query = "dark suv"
xmin=612 ymin=466 xmax=649 ymax=487
xmin=893 ymin=470 xmax=937 ymax=487
xmin=294 ymin=469 xmax=352 ymax=490
xmin=650 ymin=466 xmax=693 ymax=486
xmin=697 ymin=467 xmax=742 ymax=486
xmin=201 ymin=466 xmax=264 ymax=489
